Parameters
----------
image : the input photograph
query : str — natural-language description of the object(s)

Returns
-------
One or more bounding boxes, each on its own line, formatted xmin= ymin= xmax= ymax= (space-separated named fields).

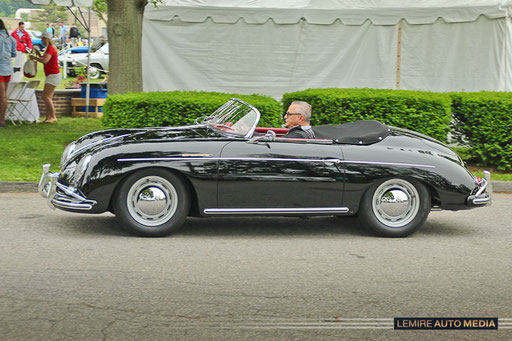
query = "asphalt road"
xmin=1 ymin=193 xmax=511 ymax=341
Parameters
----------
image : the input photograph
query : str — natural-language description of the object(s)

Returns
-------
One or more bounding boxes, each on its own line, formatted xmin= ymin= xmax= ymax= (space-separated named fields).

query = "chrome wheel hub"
xmin=372 ymin=179 xmax=420 ymax=228
xmin=127 ymin=176 xmax=178 ymax=226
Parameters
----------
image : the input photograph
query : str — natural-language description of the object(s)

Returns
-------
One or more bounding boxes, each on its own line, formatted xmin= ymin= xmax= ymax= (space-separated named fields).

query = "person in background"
xmin=0 ymin=19 xmax=17 ymax=127
xmin=45 ymin=23 xmax=53 ymax=37
xmin=69 ymin=23 xmax=80 ymax=46
xmin=30 ymin=32 xmax=61 ymax=123
xmin=58 ymin=21 xmax=67 ymax=50
xmin=283 ymin=101 xmax=315 ymax=138
xmin=50 ymin=23 xmax=56 ymax=37
xmin=11 ymin=21 xmax=32 ymax=53
xmin=11 ymin=21 xmax=32 ymax=82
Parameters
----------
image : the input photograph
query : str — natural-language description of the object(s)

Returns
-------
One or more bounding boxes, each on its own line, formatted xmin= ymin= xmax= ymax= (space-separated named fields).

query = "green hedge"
xmin=282 ymin=88 xmax=452 ymax=141
xmin=451 ymin=92 xmax=512 ymax=171
xmin=102 ymin=91 xmax=282 ymax=129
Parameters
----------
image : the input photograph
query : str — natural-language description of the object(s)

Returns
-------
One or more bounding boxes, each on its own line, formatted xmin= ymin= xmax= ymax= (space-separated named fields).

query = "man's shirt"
xmin=59 ymin=25 xmax=68 ymax=38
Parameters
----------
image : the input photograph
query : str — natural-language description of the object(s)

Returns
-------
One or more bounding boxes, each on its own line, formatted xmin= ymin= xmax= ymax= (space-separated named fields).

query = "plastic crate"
xmin=80 ymin=83 xmax=108 ymax=112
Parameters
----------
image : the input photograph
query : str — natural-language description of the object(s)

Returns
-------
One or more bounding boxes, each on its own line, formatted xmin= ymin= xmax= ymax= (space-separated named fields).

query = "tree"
xmin=35 ymin=4 xmax=68 ymax=26
xmin=103 ymin=0 xmax=161 ymax=94
xmin=92 ymin=0 xmax=107 ymax=25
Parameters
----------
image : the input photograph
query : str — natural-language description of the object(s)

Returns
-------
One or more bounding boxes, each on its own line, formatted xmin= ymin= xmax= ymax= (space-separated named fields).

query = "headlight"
xmin=61 ymin=142 xmax=77 ymax=168
xmin=72 ymin=154 xmax=92 ymax=187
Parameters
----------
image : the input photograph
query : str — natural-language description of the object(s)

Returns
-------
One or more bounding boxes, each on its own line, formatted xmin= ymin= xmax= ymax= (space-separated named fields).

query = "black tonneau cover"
xmin=312 ymin=120 xmax=390 ymax=145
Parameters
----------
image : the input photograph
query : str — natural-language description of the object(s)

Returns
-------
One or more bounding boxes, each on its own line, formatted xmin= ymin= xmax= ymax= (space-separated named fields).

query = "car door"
xmin=217 ymin=140 xmax=345 ymax=209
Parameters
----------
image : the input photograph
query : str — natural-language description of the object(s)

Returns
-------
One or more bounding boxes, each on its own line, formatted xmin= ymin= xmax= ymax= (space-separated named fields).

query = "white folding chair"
xmin=6 ymin=82 xmax=28 ymax=125
xmin=6 ymin=80 xmax=40 ymax=125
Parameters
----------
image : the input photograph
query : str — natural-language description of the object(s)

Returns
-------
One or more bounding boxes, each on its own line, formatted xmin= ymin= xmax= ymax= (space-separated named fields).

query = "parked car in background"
xmin=59 ymin=46 xmax=89 ymax=56
xmin=58 ymin=46 xmax=89 ymax=76
xmin=58 ymin=43 xmax=109 ymax=79
xmin=27 ymin=30 xmax=43 ymax=51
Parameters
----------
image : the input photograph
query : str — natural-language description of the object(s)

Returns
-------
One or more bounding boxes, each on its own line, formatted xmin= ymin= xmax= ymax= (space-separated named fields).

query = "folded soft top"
xmin=312 ymin=120 xmax=390 ymax=145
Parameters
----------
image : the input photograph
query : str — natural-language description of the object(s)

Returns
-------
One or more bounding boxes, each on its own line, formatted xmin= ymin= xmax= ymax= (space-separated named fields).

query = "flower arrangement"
xmin=65 ymin=74 xmax=87 ymax=89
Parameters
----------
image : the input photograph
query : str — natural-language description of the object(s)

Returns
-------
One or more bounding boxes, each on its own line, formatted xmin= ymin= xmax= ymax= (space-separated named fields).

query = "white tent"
xmin=142 ymin=0 xmax=512 ymax=98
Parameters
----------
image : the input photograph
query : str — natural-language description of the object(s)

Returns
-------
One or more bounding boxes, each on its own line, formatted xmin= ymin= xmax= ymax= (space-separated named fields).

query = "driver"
xmin=283 ymin=101 xmax=315 ymax=138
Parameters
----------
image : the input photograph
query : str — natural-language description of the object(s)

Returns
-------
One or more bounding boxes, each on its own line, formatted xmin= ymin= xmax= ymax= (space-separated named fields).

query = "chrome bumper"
xmin=38 ymin=164 xmax=97 ymax=211
xmin=466 ymin=170 xmax=493 ymax=206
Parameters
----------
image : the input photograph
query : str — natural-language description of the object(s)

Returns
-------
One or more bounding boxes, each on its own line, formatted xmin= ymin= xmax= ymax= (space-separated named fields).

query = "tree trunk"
xmin=107 ymin=0 xmax=148 ymax=94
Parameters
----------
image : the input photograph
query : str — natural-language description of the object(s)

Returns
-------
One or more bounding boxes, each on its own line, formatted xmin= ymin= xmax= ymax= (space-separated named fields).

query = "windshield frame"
xmin=201 ymin=98 xmax=261 ymax=138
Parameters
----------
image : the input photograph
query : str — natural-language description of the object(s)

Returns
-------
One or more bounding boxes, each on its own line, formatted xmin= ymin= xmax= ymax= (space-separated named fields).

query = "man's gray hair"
xmin=291 ymin=101 xmax=312 ymax=123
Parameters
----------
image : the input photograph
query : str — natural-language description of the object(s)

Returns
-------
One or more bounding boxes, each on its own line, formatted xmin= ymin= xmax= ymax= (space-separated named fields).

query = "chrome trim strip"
xmin=339 ymin=160 xmax=435 ymax=168
xmin=117 ymin=157 xmax=434 ymax=168
xmin=118 ymin=157 xmax=342 ymax=163
xmin=203 ymin=207 xmax=350 ymax=215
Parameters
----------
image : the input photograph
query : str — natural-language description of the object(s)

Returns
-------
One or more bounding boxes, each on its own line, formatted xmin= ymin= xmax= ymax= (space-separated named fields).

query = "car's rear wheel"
xmin=113 ymin=169 xmax=190 ymax=237
xmin=359 ymin=178 xmax=430 ymax=237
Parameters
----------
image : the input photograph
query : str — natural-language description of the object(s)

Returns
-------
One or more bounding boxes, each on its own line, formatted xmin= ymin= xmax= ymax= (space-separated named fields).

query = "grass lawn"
xmin=0 ymin=117 xmax=103 ymax=181
xmin=1 ymin=118 xmax=511 ymax=182
xmin=470 ymin=168 xmax=512 ymax=182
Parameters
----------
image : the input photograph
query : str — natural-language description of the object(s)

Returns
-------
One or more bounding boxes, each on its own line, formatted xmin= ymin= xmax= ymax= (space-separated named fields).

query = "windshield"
xmin=201 ymin=98 xmax=260 ymax=138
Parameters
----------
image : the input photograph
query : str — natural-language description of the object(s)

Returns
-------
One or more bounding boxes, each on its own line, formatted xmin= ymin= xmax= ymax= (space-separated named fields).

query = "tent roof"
xmin=28 ymin=0 xmax=92 ymax=6
xmin=146 ymin=0 xmax=512 ymax=25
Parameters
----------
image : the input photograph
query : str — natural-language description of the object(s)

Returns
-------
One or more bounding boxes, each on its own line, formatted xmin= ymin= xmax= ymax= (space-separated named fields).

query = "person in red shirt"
xmin=30 ymin=32 xmax=61 ymax=123
xmin=11 ymin=21 xmax=32 ymax=82
xmin=11 ymin=21 xmax=32 ymax=53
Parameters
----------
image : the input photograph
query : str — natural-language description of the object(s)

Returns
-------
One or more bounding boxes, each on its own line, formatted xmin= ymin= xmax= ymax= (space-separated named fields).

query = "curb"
xmin=2 ymin=181 xmax=512 ymax=194
xmin=491 ymin=181 xmax=512 ymax=193
xmin=0 ymin=182 xmax=39 ymax=193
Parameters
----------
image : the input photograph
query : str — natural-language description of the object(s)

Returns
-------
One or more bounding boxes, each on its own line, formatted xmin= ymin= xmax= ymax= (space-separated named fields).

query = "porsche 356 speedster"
xmin=39 ymin=98 xmax=492 ymax=237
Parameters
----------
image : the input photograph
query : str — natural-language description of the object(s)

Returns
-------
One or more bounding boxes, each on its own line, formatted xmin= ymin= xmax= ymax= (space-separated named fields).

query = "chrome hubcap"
xmin=137 ymin=187 xmax=167 ymax=215
xmin=127 ymin=176 xmax=178 ymax=227
xmin=372 ymin=179 xmax=420 ymax=228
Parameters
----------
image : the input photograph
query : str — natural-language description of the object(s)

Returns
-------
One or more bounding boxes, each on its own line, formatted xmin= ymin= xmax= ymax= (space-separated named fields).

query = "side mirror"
xmin=247 ymin=130 xmax=276 ymax=144
xmin=265 ymin=130 xmax=276 ymax=141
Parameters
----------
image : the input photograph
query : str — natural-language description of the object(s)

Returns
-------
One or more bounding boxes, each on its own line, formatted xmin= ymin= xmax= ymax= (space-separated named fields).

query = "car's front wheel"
xmin=359 ymin=178 xmax=430 ymax=237
xmin=87 ymin=63 xmax=102 ymax=79
xmin=113 ymin=169 xmax=190 ymax=237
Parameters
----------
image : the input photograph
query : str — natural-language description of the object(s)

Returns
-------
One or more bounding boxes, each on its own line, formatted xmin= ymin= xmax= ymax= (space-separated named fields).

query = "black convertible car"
xmin=39 ymin=99 xmax=492 ymax=237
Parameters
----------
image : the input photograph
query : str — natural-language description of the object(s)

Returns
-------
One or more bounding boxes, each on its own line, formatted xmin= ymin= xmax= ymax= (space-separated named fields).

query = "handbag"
xmin=23 ymin=59 xmax=37 ymax=78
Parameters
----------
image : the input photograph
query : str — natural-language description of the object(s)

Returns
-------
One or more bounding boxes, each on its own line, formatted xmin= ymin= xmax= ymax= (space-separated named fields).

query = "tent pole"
xmin=396 ymin=19 xmax=403 ymax=90
xmin=505 ymin=6 xmax=511 ymax=92
xmin=85 ymin=7 xmax=91 ymax=119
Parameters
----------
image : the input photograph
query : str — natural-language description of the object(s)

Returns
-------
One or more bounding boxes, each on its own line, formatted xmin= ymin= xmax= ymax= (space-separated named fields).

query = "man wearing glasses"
xmin=283 ymin=101 xmax=315 ymax=138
